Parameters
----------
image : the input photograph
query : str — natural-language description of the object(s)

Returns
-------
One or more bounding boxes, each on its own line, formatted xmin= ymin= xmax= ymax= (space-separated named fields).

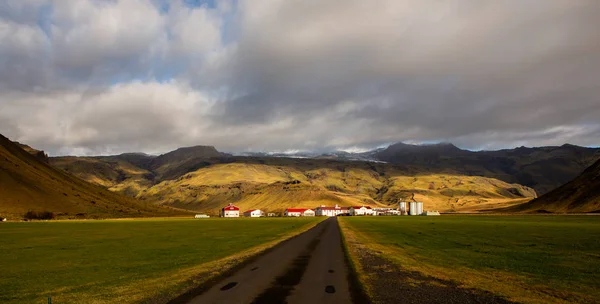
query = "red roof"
xmin=223 ymin=205 xmax=239 ymax=211
xmin=286 ymin=208 xmax=313 ymax=213
xmin=244 ymin=209 xmax=257 ymax=213
xmin=351 ymin=206 xmax=372 ymax=209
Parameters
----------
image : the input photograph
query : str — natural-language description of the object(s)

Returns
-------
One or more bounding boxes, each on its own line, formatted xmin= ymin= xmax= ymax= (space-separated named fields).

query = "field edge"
xmin=338 ymin=217 xmax=596 ymax=304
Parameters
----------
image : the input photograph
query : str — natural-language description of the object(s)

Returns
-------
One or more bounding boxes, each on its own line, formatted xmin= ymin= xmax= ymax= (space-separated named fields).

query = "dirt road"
xmin=179 ymin=217 xmax=355 ymax=304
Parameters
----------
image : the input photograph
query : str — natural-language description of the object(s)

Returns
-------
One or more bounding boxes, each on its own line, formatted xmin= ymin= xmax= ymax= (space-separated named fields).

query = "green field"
xmin=0 ymin=217 xmax=321 ymax=303
xmin=340 ymin=215 xmax=600 ymax=303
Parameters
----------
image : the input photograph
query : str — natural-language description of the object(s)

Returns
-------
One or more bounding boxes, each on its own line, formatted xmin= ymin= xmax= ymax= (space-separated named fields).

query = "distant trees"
xmin=24 ymin=210 xmax=55 ymax=220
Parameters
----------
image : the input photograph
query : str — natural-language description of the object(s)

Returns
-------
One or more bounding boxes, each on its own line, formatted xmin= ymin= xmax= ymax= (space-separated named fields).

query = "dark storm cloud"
xmin=0 ymin=0 xmax=599 ymax=155
xmin=206 ymin=0 xmax=600 ymax=150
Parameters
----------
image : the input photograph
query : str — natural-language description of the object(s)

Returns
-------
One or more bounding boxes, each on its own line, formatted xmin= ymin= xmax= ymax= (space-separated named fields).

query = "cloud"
xmin=0 ymin=0 xmax=599 ymax=155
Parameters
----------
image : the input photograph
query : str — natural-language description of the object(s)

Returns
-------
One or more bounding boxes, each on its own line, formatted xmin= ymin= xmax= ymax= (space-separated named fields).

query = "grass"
xmin=340 ymin=215 xmax=600 ymax=303
xmin=0 ymin=217 xmax=322 ymax=304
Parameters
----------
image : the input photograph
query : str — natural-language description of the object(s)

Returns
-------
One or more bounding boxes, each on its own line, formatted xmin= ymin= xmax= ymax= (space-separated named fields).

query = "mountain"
xmin=13 ymin=141 xmax=49 ymax=163
xmin=374 ymin=142 xmax=600 ymax=195
xmin=148 ymin=145 xmax=225 ymax=180
xmin=150 ymin=145 xmax=222 ymax=168
xmin=138 ymin=159 xmax=536 ymax=214
xmin=0 ymin=134 xmax=183 ymax=220
xmin=48 ymin=142 xmax=600 ymax=214
xmin=51 ymin=149 xmax=537 ymax=214
xmin=515 ymin=159 xmax=600 ymax=213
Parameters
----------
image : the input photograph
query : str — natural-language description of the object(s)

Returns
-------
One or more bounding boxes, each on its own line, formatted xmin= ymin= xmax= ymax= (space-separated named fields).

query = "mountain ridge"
xmin=514 ymin=159 xmax=600 ymax=213
xmin=0 ymin=134 xmax=185 ymax=219
xmin=41 ymin=140 xmax=600 ymax=214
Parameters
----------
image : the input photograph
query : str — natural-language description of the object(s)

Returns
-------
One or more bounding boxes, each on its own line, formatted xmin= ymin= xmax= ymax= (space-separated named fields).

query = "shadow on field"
xmin=357 ymin=250 xmax=516 ymax=304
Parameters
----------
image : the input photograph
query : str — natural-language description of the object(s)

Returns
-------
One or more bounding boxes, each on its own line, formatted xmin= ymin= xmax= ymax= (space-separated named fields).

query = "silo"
xmin=416 ymin=202 xmax=423 ymax=215
xmin=409 ymin=202 xmax=417 ymax=215
xmin=399 ymin=202 xmax=407 ymax=215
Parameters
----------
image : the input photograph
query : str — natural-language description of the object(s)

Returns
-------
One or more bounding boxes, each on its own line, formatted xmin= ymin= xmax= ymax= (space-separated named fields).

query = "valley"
xmin=49 ymin=141 xmax=600 ymax=215
xmin=51 ymin=154 xmax=539 ymax=215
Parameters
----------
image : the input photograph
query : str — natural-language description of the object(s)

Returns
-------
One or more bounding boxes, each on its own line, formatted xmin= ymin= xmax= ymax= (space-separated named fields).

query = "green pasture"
xmin=0 ymin=217 xmax=321 ymax=303
xmin=342 ymin=215 xmax=600 ymax=302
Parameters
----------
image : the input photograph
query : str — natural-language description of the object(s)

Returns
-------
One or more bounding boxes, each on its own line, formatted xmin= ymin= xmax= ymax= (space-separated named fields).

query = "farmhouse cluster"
xmin=205 ymin=202 xmax=440 ymax=218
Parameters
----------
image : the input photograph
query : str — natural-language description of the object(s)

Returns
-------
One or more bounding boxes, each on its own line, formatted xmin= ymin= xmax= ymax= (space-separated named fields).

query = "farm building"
xmin=221 ymin=203 xmax=240 ymax=217
xmin=194 ymin=214 xmax=210 ymax=218
xmin=267 ymin=213 xmax=278 ymax=217
xmin=423 ymin=211 xmax=441 ymax=216
xmin=373 ymin=208 xmax=401 ymax=216
xmin=284 ymin=208 xmax=315 ymax=217
xmin=349 ymin=206 xmax=373 ymax=216
xmin=315 ymin=205 xmax=350 ymax=216
xmin=243 ymin=209 xmax=264 ymax=217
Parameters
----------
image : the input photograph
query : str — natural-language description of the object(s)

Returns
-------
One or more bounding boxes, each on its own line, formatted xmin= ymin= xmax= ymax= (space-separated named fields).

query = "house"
xmin=284 ymin=208 xmax=315 ymax=217
xmin=221 ymin=203 xmax=240 ymax=217
xmin=194 ymin=214 xmax=210 ymax=218
xmin=267 ymin=213 xmax=278 ymax=217
xmin=372 ymin=208 xmax=400 ymax=216
xmin=315 ymin=205 xmax=350 ymax=216
xmin=349 ymin=206 xmax=373 ymax=216
xmin=243 ymin=209 xmax=264 ymax=217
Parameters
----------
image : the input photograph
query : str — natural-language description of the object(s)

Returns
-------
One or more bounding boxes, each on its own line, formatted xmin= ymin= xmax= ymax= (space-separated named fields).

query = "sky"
xmin=1 ymin=0 xmax=599 ymax=156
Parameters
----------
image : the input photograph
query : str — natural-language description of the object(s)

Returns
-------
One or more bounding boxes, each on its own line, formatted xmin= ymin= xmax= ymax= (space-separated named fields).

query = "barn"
xmin=284 ymin=208 xmax=315 ymax=217
xmin=243 ymin=209 xmax=264 ymax=217
xmin=349 ymin=206 xmax=373 ymax=216
xmin=315 ymin=205 xmax=350 ymax=216
xmin=221 ymin=203 xmax=240 ymax=217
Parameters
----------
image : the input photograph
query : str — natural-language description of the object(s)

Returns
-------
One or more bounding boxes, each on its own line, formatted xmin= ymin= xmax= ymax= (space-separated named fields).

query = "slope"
xmin=50 ymin=147 xmax=538 ymax=214
xmin=515 ymin=159 xmax=600 ymax=213
xmin=375 ymin=142 xmax=600 ymax=195
xmin=0 ymin=134 xmax=182 ymax=219
xmin=133 ymin=158 xmax=536 ymax=214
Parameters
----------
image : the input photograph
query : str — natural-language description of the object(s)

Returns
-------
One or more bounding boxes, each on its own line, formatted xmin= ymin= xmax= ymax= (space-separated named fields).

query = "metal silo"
xmin=416 ymin=202 xmax=423 ymax=215
xmin=409 ymin=202 xmax=417 ymax=215
xmin=399 ymin=202 xmax=407 ymax=215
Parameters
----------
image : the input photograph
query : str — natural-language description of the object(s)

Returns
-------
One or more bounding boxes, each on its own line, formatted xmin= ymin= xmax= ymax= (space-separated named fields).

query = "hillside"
xmin=51 ymin=151 xmax=537 ymax=214
xmin=0 ymin=134 xmax=183 ymax=220
xmin=514 ymin=159 xmax=600 ymax=213
xmin=375 ymin=142 xmax=600 ymax=195
xmin=13 ymin=141 xmax=49 ymax=163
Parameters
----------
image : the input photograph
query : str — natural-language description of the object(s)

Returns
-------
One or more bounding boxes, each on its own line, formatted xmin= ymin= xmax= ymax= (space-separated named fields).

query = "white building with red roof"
xmin=349 ymin=206 xmax=374 ymax=216
xmin=221 ymin=203 xmax=240 ymax=217
xmin=243 ymin=209 xmax=264 ymax=217
xmin=284 ymin=208 xmax=315 ymax=217
xmin=315 ymin=205 xmax=350 ymax=216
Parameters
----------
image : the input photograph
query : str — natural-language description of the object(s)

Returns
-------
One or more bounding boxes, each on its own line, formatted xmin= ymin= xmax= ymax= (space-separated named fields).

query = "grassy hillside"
xmin=514 ymin=159 xmax=600 ymax=213
xmin=52 ymin=153 xmax=537 ymax=213
xmin=0 ymin=134 xmax=183 ymax=219
xmin=375 ymin=143 xmax=600 ymax=195
xmin=51 ymin=156 xmax=155 ymax=196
